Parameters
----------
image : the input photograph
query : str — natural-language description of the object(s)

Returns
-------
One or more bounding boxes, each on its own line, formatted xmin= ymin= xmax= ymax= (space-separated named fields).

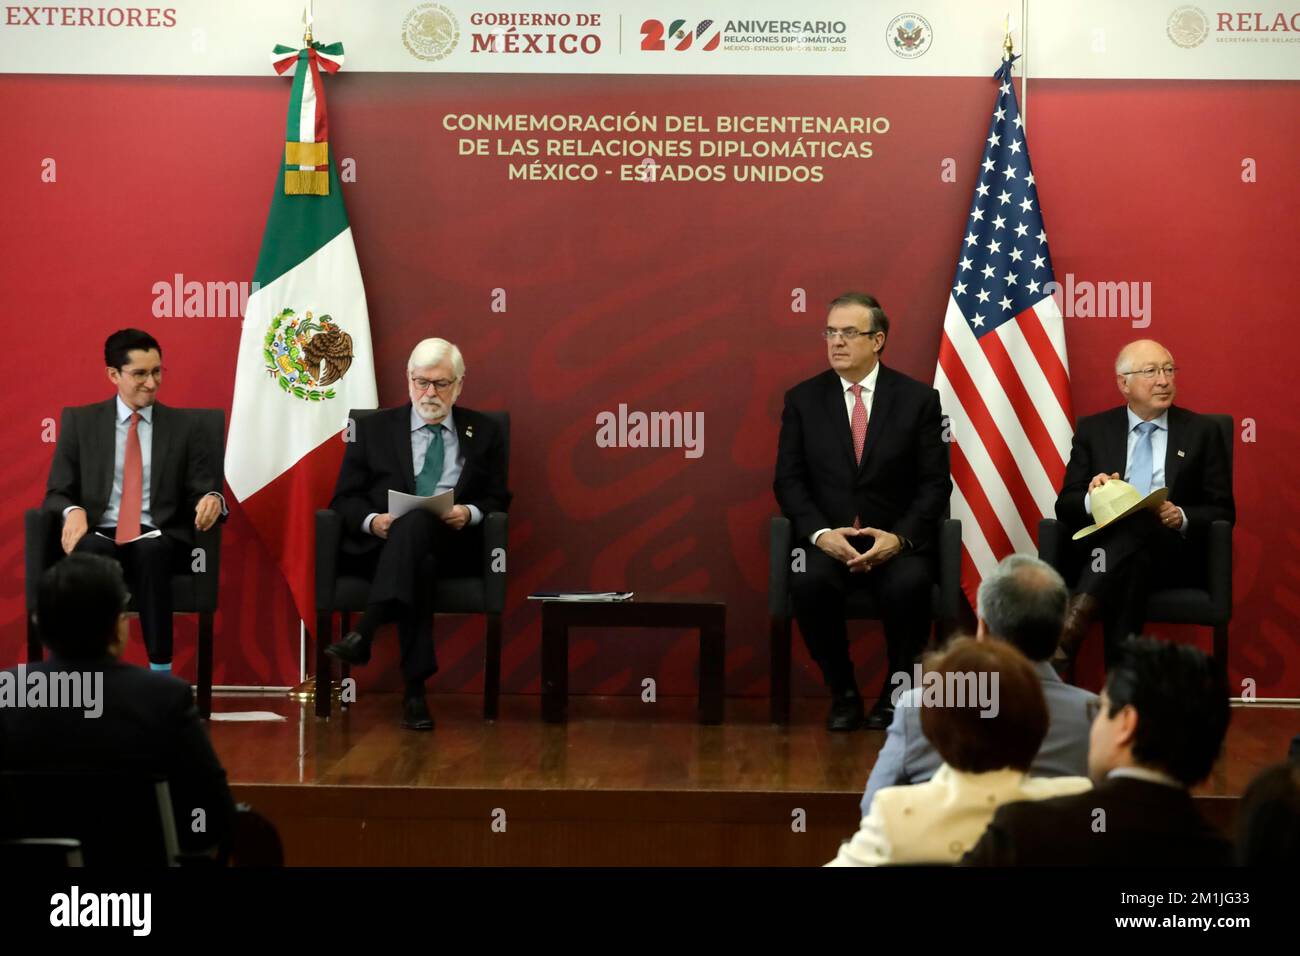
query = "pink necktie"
xmin=849 ymin=385 xmax=868 ymax=530
xmin=849 ymin=384 xmax=868 ymax=464
xmin=116 ymin=412 xmax=143 ymax=544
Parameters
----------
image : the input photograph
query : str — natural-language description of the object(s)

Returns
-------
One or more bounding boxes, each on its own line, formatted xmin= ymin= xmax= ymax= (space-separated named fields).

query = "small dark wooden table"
xmin=540 ymin=592 xmax=726 ymax=724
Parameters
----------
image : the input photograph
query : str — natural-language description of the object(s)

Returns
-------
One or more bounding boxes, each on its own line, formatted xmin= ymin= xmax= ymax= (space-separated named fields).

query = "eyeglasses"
xmin=122 ymin=368 xmax=164 ymax=383
xmin=1121 ymin=365 xmax=1178 ymax=381
xmin=410 ymin=376 xmax=460 ymax=395
xmin=823 ymin=328 xmax=881 ymax=342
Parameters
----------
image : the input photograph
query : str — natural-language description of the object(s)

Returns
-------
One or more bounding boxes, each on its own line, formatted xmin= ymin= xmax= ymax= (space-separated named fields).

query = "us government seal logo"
xmin=403 ymin=3 xmax=460 ymax=61
xmin=1167 ymin=6 xmax=1209 ymax=48
xmin=887 ymin=13 xmax=932 ymax=58
xmin=264 ymin=308 xmax=354 ymax=401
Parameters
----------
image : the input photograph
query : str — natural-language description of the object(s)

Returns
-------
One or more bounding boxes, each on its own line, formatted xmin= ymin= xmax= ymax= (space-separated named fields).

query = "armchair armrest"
xmin=769 ymin=516 xmax=794 ymax=618
xmin=1207 ymin=520 xmax=1232 ymax=622
xmin=938 ymin=518 xmax=962 ymax=621
xmin=481 ymin=511 xmax=509 ymax=614
xmin=1038 ymin=517 xmax=1066 ymax=571
xmin=192 ymin=524 xmax=222 ymax=613
xmin=315 ymin=509 xmax=343 ymax=610
xmin=24 ymin=509 xmax=59 ymax=613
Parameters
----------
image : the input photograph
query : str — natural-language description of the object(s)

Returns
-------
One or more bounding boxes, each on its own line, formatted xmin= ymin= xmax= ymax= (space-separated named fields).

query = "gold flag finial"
xmin=1002 ymin=12 xmax=1014 ymax=62
xmin=303 ymin=1 xmax=313 ymax=45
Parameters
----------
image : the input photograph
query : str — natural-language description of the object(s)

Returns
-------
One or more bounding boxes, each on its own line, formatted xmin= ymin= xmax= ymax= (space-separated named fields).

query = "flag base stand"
xmin=287 ymin=677 xmax=342 ymax=704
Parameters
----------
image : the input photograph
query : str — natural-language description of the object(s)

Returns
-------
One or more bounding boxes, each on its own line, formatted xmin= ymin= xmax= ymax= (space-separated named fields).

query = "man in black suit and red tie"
xmin=324 ymin=338 xmax=511 ymax=730
xmin=774 ymin=293 xmax=951 ymax=731
xmin=43 ymin=329 xmax=226 ymax=673
xmin=1052 ymin=339 xmax=1234 ymax=675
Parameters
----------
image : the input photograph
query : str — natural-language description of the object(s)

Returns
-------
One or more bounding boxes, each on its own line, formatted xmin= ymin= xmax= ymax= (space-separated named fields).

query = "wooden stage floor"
xmin=210 ymin=694 xmax=1298 ymax=866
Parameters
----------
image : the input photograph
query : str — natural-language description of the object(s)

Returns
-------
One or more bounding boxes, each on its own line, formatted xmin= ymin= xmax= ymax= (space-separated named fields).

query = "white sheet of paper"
xmin=207 ymin=711 xmax=287 ymax=722
xmin=388 ymin=489 xmax=455 ymax=518
xmin=95 ymin=529 xmax=163 ymax=545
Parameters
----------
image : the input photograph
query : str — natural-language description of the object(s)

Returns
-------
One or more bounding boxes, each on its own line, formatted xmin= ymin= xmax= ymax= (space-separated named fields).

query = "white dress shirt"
xmin=363 ymin=407 xmax=482 ymax=535
xmin=810 ymin=363 xmax=880 ymax=546
xmin=1083 ymin=407 xmax=1186 ymax=533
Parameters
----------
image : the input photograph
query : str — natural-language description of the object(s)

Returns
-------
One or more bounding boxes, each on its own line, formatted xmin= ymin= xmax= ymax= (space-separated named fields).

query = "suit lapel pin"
xmin=1177 ymin=449 xmax=1185 ymax=457
xmin=465 ymin=425 xmax=473 ymax=438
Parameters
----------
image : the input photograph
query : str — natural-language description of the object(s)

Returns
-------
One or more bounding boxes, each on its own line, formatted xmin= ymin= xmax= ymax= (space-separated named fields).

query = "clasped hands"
xmin=1088 ymin=472 xmax=1183 ymax=529
xmin=816 ymin=526 xmax=902 ymax=572
xmin=371 ymin=505 xmax=471 ymax=539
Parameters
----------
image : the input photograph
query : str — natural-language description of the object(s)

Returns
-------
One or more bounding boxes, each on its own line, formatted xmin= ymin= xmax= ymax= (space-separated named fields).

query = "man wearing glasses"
xmin=775 ymin=293 xmax=951 ymax=731
xmin=1052 ymin=339 xmax=1234 ymax=676
xmin=43 ymin=328 xmax=226 ymax=673
xmin=325 ymin=338 xmax=510 ymax=730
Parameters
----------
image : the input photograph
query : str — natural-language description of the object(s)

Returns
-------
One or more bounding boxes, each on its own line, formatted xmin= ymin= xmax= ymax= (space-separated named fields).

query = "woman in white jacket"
xmin=827 ymin=636 xmax=1092 ymax=866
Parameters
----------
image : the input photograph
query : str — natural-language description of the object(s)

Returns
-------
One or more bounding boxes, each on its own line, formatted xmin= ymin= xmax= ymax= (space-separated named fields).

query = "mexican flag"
xmin=226 ymin=38 xmax=377 ymax=632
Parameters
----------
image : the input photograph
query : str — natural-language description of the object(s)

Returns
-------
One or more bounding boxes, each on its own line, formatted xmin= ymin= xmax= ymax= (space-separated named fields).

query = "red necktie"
xmin=849 ymin=384 xmax=868 ymax=464
xmin=116 ymin=411 xmax=143 ymax=544
xmin=849 ymin=384 xmax=868 ymax=530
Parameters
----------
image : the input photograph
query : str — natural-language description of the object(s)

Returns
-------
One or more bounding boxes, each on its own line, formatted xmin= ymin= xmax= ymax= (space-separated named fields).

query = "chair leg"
xmin=1213 ymin=622 xmax=1229 ymax=674
xmin=314 ymin=612 xmax=333 ymax=719
xmin=484 ymin=612 xmax=501 ymax=721
xmin=339 ymin=613 xmax=352 ymax=711
xmin=770 ymin=616 xmax=792 ymax=725
xmin=27 ymin=613 xmax=43 ymax=663
xmin=197 ymin=612 xmax=214 ymax=719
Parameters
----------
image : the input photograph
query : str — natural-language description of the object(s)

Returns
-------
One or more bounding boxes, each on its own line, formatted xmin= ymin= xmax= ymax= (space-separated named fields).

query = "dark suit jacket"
xmin=330 ymin=403 xmax=511 ymax=553
xmin=1055 ymin=405 xmax=1234 ymax=546
xmin=774 ymin=365 xmax=951 ymax=551
xmin=42 ymin=399 xmax=220 ymax=546
xmin=0 ymin=656 xmax=236 ymax=856
xmin=961 ymin=775 xmax=1233 ymax=866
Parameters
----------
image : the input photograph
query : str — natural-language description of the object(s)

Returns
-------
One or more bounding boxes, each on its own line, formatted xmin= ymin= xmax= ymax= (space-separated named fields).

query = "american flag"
xmin=934 ymin=56 xmax=1074 ymax=608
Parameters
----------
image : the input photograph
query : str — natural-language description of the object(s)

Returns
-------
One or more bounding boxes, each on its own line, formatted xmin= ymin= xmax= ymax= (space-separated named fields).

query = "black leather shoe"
xmin=401 ymin=695 xmax=434 ymax=731
xmin=863 ymin=702 xmax=895 ymax=731
xmin=826 ymin=691 xmax=864 ymax=732
xmin=325 ymin=630 xmax=371 ymax=666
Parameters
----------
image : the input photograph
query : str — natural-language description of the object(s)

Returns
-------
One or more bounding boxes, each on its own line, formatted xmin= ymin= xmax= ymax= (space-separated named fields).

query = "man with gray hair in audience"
xmin=859 ymin=554 xmax=1097 ymax=814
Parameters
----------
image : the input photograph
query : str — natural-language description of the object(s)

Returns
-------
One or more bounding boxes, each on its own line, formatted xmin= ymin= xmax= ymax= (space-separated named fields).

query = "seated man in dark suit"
xmin=861 ymin=554 xmax=1097 ymax=813
xmin=43 ymin=328 xmax=226 ymax=673
xmin=962 ymin=636 xmax=1233 ymax=866
xmin=774 ymin=293 xmax=951 ymax=731
xmin=325 ymin=338 xmax=511 ymax=730
xmin=0 ymin=553 xmax=235 ymax=858
xmin=1053 ymin=339 xmax=1233 ymax=675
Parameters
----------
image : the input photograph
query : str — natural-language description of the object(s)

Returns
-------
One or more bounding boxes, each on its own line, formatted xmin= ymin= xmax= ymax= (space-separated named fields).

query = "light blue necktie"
xmin=415 ymin=424 xmax=445 ymax=497
xmin=1129 ymin=421 xmax=1158 ymax=495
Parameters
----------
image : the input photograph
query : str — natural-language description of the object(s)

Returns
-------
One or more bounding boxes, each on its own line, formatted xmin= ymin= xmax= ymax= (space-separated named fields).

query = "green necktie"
xmin=415 ymin=424 xmax=445 ymax=496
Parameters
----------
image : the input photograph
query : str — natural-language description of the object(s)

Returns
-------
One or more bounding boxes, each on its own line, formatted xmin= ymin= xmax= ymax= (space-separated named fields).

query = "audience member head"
xmin=1235 ymin=762 xmax=1300 ymax=866
xmin=919 ymin=636 xmax=1048 ymax=775
xmin=1090 ymin=636 xmax=1230 ymax=786
xmin=975 ymin=554 xmax=1068 ymax=662
xmin=36 ymin=553 xmax=130 ymax=661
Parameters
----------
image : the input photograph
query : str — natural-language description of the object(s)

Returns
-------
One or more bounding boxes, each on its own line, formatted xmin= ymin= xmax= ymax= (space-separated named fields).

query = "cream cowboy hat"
xmin=1071 ymin=478 xmax=1169 ymax=541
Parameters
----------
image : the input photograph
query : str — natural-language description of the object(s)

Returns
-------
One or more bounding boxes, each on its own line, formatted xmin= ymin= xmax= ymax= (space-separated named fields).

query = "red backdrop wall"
xmin=2 ymin=72 xmax=1295 ymax=697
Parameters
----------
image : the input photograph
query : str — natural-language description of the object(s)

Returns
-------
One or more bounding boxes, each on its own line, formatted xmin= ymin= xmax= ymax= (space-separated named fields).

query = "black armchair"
xmin=1037 ymin=413 xmax=1233 ymax=667
xmin=313 ymin=409 xmax=510 ymax=720
xmin=768 ymin=515 xmax=963 ymax=724
xmin=24 ymin=408 xmax=224 ymax=718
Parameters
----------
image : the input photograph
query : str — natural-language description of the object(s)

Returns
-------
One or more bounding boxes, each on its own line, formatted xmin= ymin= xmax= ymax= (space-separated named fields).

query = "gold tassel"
xmin=284 ymin=170 xmax=329 ymax=195
xmin=285 ymin=141 xmax=329 ymax=166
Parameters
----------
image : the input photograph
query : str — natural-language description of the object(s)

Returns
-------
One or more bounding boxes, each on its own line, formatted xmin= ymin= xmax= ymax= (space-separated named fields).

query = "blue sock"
xmin=150 ymin=662 xmax=172 ymax=673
